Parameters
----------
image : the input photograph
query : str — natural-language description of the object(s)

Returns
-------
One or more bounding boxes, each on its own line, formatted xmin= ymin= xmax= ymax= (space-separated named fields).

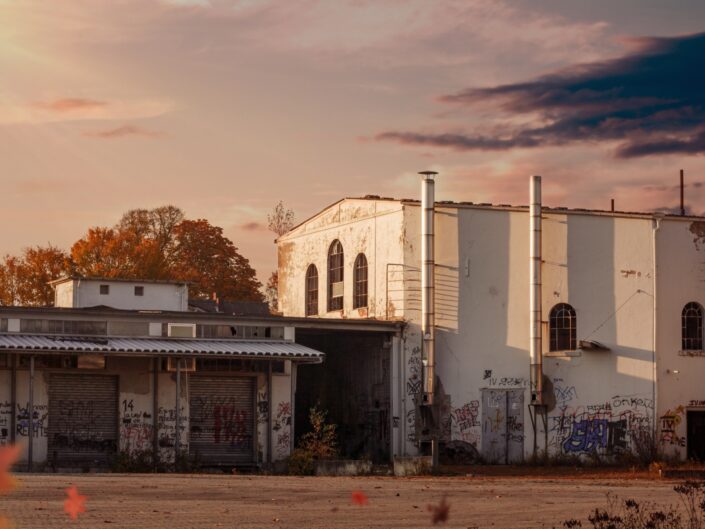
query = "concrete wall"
xmin=278 ymin=198 xmax=675 ymax=461
xmin=656 ymin=219 xmax=705 ymax=459
xmin=402 ymin=205 xmax=657 ymax=460
xmin=54 ymin=280 xmax=188 ymax=312
xmin=278 ymin=199 xmax=406 ymax=319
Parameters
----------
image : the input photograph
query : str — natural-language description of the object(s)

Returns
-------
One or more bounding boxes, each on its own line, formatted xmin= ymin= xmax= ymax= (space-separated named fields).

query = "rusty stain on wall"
xmin=689 ymin=221 xmax=705 ymax=250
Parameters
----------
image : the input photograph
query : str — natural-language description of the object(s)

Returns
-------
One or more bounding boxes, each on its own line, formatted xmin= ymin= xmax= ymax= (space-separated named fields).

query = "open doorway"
xmin=687 ymin=410 xmax=705 ymax=460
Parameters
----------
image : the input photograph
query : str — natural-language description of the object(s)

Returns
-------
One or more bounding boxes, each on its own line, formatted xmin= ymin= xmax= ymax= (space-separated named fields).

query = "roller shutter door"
xmin=189 ymin=376 xmax=256 ymax=465
xmin=48 ymin=374 xmax=118 ymax=466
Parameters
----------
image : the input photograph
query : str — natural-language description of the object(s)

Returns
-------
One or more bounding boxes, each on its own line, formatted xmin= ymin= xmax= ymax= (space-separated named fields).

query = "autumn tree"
xmin=0 ymin=206 xmax=263 ymax=305
xmin=265 ymin=271 xmax=279 ymax=313
xmin=0 ymin=246 xmax=69 ymax=306
xmin=267 ymin=201 xmax=295 ymax=237
xmin=171 ymin=219 xmax=263 ymax=302
xmin=265 ymin=201 xmax=295 ymax=313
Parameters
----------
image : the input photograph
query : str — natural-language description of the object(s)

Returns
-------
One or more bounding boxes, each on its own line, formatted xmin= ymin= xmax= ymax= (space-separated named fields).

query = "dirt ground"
xmin=0 ymin=470 xmax=688 ymax=529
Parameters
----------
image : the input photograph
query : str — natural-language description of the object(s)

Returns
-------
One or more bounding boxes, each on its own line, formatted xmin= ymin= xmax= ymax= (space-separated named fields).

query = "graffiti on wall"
xmin=54 ymin=399 xmax=115 ymax=452
xmin=450 ymin=401 xmax=480 ymax=446
xmin=157 ymin=406 xmax=187 ymax=451
xmin=406 ymin=347 xmax=422 ymax=396
xmin=548 ymin=389 xmax=653 ymax=455
xmin=120 ymin=399 xmax=153 ymax=453
xmin=17 ymin=403 xmax=48 ymax=439
xmin=273 ymin=402 xmax=291 ymax=458
xmin=659 ymin=406 xmax=686 ymax=448
xmin=257 ymin=387 xmax=268 ymax=425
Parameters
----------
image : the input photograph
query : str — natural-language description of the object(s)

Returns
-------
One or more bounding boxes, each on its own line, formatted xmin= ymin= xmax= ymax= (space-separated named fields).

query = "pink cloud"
xmin=32 ymin=98 xmax=108 ymax=112
xmin=82 ymin=125 xmax=164 ymax=139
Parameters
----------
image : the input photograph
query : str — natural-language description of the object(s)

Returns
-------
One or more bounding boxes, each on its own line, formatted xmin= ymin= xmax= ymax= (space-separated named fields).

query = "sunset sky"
xmin=2 ymin=0 xmax=704 ymax=282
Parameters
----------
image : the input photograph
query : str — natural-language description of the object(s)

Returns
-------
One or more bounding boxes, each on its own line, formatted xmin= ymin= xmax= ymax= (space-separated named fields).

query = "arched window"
xmin=353 ymin=253 xmax=368 ymax=309
xmin=327 ymin=240 xmax=344 ymax=311
xmin=682 ymin=302 xmax=703 ymax=350
xmin=305 ymin=264 xmax=318 ymax=316
xmin=549 ymin=303 xmax=577 ymax=351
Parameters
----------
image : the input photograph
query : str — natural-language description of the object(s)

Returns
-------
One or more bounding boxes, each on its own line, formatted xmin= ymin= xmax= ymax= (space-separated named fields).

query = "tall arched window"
xmin=353 ymin=253 xmax=368 ymax=309
xmin=305 ymin=264 xmax=318 ymax=316
xmin=682 ymin=302 xmax=703 ymax=350
xmin=549 ymin=303 xmax=577 ymax=351
xmin=327 ymin=240 xmax=344 ymax=311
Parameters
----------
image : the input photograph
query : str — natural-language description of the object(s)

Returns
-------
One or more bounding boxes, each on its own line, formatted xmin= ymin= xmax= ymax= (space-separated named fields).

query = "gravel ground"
xmin=0 ymin=472 xmax=684 ymax=529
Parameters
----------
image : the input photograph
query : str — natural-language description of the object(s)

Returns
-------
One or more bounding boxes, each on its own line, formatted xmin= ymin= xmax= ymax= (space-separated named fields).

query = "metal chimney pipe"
xmin=680 ymin=169 xmax=685 ymax=216
xmin=420 ymin=171 xmax=437 ymax=406
xmin=529 ymin=175 xmax=543 ymax=405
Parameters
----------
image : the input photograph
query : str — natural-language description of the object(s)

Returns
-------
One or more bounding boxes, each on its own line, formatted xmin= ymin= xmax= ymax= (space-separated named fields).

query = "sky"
xmin=1 ymin=0 xmax=704 ymax=283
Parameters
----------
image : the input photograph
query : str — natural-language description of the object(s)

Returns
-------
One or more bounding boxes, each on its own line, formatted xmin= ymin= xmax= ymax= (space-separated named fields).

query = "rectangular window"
xmin=19 ymin=319 xmax=107 ymax=335
xmin=168 ymin=323 xmax=196 ymax=338
xmin=0 ymin=319 xmax=6 ymax=332
xmin=134 ymin=286 xmax=144 ymax=296
xmin=99 ymin=284 xmax=110 ymax=295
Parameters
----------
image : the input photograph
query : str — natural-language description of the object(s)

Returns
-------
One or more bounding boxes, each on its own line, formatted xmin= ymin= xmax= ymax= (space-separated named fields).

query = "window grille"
xmin=549 ymin=303 xmax=577 ymax=351
xmin=327 ymin=240 xmax=344 ymax=311
xmin=305 ymin=264 xmax=318 ymax=316
xmin=353 ymin=253 xmax=368 ymax=309
xmin=682 ymin=302 xmax=704 ymax=350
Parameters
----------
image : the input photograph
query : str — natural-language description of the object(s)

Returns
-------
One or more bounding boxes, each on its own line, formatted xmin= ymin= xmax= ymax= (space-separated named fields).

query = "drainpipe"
xmin=174 ymin=358 xmax=181 ymax=464
xmin=652 ymin=214 xmax=663 ymax=442
xmin=420 ymin=170 xmax=438 ymax=467
xmin=420 ymin=171 xmax=437 ymax=406
xmin=529 ymin=175 xmax=543 ymax=406
xmin=28 ymin=355 xmax=34 ymax=471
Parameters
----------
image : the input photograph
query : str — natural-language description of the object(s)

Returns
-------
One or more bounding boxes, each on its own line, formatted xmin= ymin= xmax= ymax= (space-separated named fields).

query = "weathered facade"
xmin=278 ymin=192 xmax=705 ymax=462
xmin=0 ymin=278 xmax=401 ymax=469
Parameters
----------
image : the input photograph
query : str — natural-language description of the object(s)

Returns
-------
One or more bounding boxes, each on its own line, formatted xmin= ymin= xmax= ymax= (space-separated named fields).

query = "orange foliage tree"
xmin=171 ymin=219 xmax=263 ymax=301
xmin=0 ymin=206 xmax=263 ymax=306
xmin=0 ymin=246 xmax=69 ymax=306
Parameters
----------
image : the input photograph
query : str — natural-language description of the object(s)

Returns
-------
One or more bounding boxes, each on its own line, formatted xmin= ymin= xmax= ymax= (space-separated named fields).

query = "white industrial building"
xmin=278 ymin=174 xmax=705 ymax=463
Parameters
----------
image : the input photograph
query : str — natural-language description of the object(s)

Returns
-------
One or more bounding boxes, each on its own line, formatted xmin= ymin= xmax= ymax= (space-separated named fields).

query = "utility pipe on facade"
xmin=420 ymin=171 xmax=437 ymax=405
xmin=420 ymin=170 xmax=438 ymax=467
xmin=28 ymin=355 xmax=34 ymax=471
xmin=529 ymin=175 xmax=543 ymax=407
xmin=175 ymin=358 xmax=181 ymax=461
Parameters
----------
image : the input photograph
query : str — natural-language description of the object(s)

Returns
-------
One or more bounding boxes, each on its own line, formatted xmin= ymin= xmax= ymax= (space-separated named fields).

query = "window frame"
xmin=99 ymin=284 xmax=110 ymax=295
xmin=353 ymin=253 xmax=368 ymax=309
xmin=134 ymin=285 xmax=144 ymax=296
xmin=682 ymin=302 xmax=704 ymax=351
xmin=327 ymin=240 xmax=344 ymax=311
xmin=305 ymin=264 xmax=319 ymax=316
xmin=549 ymin=303 xmax=577 ymax=352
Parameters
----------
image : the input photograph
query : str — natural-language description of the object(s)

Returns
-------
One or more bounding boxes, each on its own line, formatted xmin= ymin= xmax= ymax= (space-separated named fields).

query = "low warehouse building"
xmin=0 ymin=277 xmax=401 ymax=469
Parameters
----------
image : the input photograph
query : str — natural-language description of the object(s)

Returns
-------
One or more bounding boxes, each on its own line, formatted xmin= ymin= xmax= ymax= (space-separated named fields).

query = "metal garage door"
xmin=189 ymin=376 xmax=256 ymax=465
xmin=48 ymin=374 xmax=118 ymax=466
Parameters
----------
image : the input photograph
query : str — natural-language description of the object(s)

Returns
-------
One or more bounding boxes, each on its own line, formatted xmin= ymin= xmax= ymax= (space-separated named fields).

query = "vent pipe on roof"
xmin=420 ymin=171 xmax=437 ymax=406
xmin=529 ymin=175 xmax=543 ymax=406
xmin=680 ymin=169 xmax=685 ymax=216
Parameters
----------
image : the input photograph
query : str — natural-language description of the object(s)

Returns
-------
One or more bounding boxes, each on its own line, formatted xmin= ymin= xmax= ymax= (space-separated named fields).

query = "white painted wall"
xmin=279 ymin=198 xmax=699 ymax=461
xmin=655 ymin=219 xmax=705 ymax=459
xmin=54 ymin=279 xmax=188 ymax=312
xmin=278 ymin=199 xmax=406 ymax=319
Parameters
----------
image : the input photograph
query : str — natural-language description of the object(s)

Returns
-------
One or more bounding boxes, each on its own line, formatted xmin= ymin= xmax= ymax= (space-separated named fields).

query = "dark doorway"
xmin=687 ymin=410 xmax=705 ymax=460
xmin=295 ymin=329 xmax=392 ymax=463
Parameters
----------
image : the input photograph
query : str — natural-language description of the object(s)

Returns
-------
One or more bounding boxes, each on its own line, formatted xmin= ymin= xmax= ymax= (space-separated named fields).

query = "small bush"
xmin=287 ymin=448 xmax=315 ymax=475
xmin=287 ymin=406 xmax=338 ymax=475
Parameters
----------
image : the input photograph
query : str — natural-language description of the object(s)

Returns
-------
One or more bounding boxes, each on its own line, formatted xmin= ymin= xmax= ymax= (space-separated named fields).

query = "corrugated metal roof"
xmin=0 ymin=334 xmax=324 ymax=362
